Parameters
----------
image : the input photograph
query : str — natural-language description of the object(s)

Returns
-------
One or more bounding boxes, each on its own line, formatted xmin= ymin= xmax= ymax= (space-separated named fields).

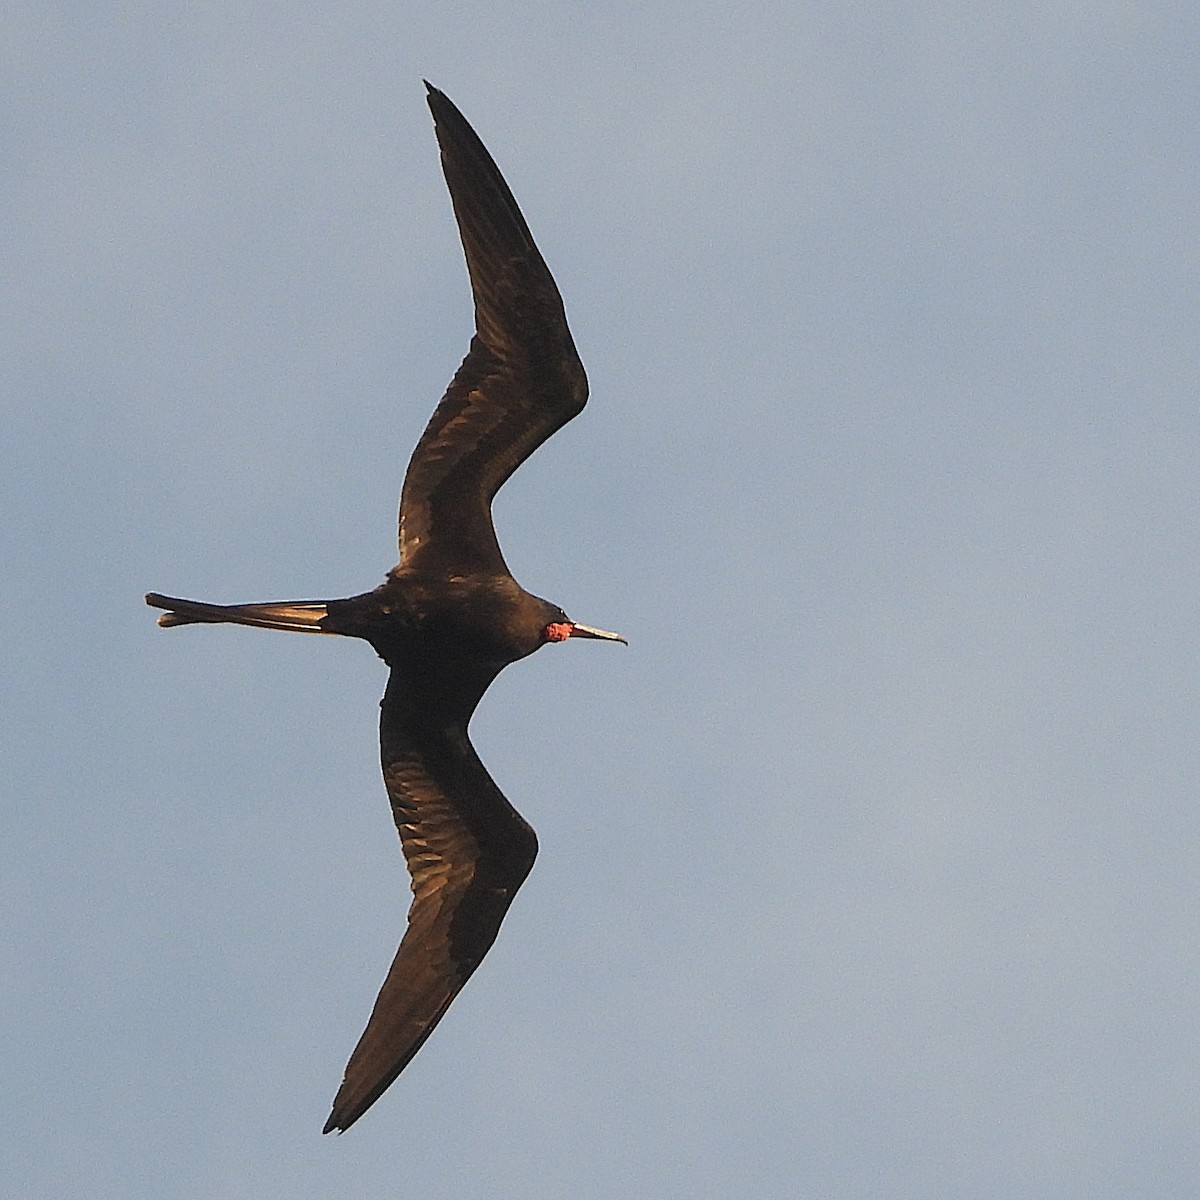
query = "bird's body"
xmin=146 ymin=83 xmax=624 ymax=1134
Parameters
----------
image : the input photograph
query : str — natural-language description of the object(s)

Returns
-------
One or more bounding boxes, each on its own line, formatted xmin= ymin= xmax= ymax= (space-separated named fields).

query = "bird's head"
xmin=537 ymin=601 xmax=627 ymax=649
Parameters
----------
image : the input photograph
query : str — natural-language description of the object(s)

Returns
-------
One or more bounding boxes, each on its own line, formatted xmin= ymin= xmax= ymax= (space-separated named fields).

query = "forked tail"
xmin=146 ymin=592 xmax=333 ymax=633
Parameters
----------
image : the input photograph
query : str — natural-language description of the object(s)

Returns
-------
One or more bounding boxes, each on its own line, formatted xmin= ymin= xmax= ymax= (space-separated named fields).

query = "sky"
xmin=3 ymin=4 xmax=1199 ymax=1197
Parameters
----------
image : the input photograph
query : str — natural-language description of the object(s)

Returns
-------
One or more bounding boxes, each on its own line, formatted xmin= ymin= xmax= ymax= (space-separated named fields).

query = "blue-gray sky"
xmin=4 ymin=5 xmax=1199 ymax=1197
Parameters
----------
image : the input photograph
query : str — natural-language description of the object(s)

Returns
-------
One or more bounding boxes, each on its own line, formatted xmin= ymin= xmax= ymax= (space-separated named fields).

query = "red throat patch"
xmin=545 ymin=622 xmax=573 ymax=642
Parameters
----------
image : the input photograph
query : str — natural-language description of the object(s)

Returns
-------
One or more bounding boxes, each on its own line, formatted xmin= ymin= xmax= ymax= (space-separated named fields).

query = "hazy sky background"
xmin=4 ymin=4 xmax=1199 ymax=1197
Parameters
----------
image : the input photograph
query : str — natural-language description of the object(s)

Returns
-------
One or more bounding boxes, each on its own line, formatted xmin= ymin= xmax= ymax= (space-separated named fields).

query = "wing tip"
xmin=322 ymin=1077 xmax=383 ymax=1136
xmin=424 ymin=80 xmax=458 ymax=126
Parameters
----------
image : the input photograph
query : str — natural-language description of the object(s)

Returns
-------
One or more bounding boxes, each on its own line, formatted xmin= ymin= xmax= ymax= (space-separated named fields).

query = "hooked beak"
xmin=569 ymin=622 xmax=628 ymax=645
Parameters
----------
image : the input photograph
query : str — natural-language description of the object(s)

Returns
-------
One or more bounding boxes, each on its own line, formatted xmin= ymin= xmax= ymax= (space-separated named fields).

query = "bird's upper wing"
xmin=398 ymin=84 xmax=588 ymax=577
xmin=322 ymin=662 xmax=538 ymax=1133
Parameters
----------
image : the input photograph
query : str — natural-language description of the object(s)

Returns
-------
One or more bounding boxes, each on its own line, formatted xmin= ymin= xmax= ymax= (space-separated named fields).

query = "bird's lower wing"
xmin=323 ymin=672 xmax=537 ymax=1133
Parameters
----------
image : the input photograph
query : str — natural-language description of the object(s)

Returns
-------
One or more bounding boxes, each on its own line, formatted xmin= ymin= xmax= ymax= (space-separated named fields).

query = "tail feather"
xmin=146 ymin=592 xmax=332 ymax=633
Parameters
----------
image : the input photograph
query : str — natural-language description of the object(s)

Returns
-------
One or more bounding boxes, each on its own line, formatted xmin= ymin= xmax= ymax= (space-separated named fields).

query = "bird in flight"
xmin=147 ymin=82 xmax=625 ymax=1134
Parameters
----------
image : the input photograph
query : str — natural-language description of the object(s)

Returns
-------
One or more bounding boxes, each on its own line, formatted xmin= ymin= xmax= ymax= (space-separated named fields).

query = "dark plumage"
xmin=146 ymin=83 xmax=624 ymax=1134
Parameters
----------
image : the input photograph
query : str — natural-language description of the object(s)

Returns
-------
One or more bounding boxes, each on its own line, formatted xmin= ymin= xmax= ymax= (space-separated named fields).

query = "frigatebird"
xmin=146 ymin=83 xmax=625 ymax=1134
